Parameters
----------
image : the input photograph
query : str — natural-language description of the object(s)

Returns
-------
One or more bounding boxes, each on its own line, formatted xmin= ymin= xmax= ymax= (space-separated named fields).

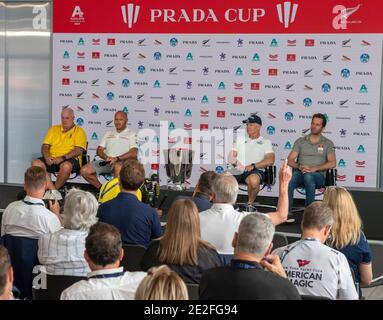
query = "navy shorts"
xmin=234 ymin=168 xmax=267 ymax=184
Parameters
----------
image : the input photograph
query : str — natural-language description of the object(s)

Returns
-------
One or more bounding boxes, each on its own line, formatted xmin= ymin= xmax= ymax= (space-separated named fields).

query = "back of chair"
xmin=264 ymin=165 xmax=277 ymax=185
xmin=186 ymin=283 xmax=199 ymax=300
xmin=325 ymin=168 xmax=337 ymax=187
xmin=273 ymin=233 xmax=288 ymax=250
xmin=3 ymin=234 xmax=38 ymax=300
xmin=121 ymin=244 xmax=147 ymax=272
xmin=33 ymin=273 xmax=85 ymax=300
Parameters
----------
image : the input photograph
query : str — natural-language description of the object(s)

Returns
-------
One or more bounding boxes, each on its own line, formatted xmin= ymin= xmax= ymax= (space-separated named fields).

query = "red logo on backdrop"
xmin=337 ymin=174 xmax=346 ymax=182
xmin=151 ymin=163 xmax=159 ymax=170
xmin=184 ymin=137 xmax=192 ymax=144
xmin=234 ymin=97 xmax=243 ymax=104
xmin=107 ymin=38 xmax=116 ymax=45
xmin=92 ymin=52 xmax=100 ymax=59
xmin=277 ymin=1 xmax=299 ymax=28
xmin=77 ymin=65 xmax=85 ymax=72
xmin=217 ymin=110 xmax=226 ymax=118
xmin=305 ymin=39 xmax=315 ymax=46
xmin=62 ymin=78 xmax=70 ymax=85
xmin=200 ymin=110 xmax=209 ymax=117
xmin=70 ymin=6 xmax=85 ymax=25
xmin=287 ymin=54 xmax=296 ymax=61
xmin=77 ymin=52 xmax=85 ymax=58
xmin=92 ymin=39 xmax=100 ymax=45
xmin=268 ymin=68 xmax=278 ymax=76
xmin=217 ymin=96 xmax=226 ymax=103
xmin=62 ymin=65 xmax=70 ymax=72
xmin=355 ymin=175 xmax=365 ymax=183
xmin=121 ymin=3 xmax=141 ymax=29
xmin=200 ymin=124 xmax=209 ymax=131
xmin=355 ymin=160 xmax=366 ymax=168
xmin=251 ymin=83 xmax=260 ymax=90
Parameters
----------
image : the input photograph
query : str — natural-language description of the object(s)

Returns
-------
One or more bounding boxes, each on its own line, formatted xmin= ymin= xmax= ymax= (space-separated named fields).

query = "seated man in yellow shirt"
xmin=32 ymin=107 xmax=87 ymax=196
xmin=98 ymin=161 xmax=142 ymax=203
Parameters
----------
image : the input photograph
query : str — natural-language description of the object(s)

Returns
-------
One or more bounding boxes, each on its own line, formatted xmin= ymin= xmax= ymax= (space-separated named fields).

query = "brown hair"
xmin=302 ymin=201 xmax=334 ymax=230
xmin=159 ymin=199 xmax=214 ymax=265
xmin=24 ymin=166 xmax=46 ymax=190
xmin=0 ymin=246 xmax=11 ymax=296
xmin=135 ymin=265 xmax=188 ymax=300
xmin=119 ymin=159 xmax=145 ymax=191
xmin=197 ymin=171 xmax=218 ymax=197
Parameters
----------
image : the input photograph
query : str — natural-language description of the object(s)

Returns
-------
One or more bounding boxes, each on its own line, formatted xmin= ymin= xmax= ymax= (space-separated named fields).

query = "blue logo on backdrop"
xmin=303 ymin=98 xmax=312 ymax=107
xmin=360 ymin=53 xmax=370 ymax=63
xmin=285 ymin=112 xmax=294 ymax=121
xmin=137 ymin=65 xmax=146 ymax=74
xmin=341 ymin=68 xmax=350 ymax=78
xmin=106 ymin=92 xmax=114 ymax=101
xmin=170 ymin=38 xmax=178 ymax=47
xmin=76 ymin=118 xmax=84 ymax=126
xmin=91 ymin=105 xmax=99 ymax=113
xmin=215 ymin=166 xmax=225 ymax=173
xmin=153 ymin=52 xmax=162 ymax=60
xmin=122 ymin=79 xmax=130 ymax=88
xmin=267 ymin=126 xmax=276 ymax=135
xmin=321 ymin=83 xmax=331 ymax=93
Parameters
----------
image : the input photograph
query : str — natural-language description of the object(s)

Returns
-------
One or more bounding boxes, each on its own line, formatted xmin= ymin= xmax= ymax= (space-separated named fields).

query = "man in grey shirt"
xmin=287 ymin=113 xmax=336 ymax=214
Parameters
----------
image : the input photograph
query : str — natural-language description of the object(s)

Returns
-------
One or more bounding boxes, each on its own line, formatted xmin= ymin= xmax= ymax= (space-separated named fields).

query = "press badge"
xmin=317 ymin=144 xmax=324 ymax=154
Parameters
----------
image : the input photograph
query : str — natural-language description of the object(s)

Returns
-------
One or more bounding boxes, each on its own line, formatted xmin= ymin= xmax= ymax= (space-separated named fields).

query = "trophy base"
xmin=168 ymin=183 xmax=184 ymax=191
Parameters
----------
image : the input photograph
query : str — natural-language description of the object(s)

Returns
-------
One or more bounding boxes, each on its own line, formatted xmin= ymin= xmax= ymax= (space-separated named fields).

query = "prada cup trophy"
xmin=164 ymin=149 xmax=194 ymax=190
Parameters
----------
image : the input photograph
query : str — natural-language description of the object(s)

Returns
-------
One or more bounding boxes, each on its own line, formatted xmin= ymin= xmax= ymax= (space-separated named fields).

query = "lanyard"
xmin=22 ymin=200 xmax=45 ymax=206
xmin=88 ymin=271 xmax=124 ymax=279
xmin=230 ymin=260 xmax=261 ymax=270
xmin=280 ymin=237 xmax=319 ymax=263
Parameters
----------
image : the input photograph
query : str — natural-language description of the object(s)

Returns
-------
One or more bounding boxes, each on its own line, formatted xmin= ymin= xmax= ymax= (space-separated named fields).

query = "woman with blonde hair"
xmin=323 ymin=186 xmax=372 ymax=286
xmin=141 ymin=199 xmax=222 ymax=284
xmin=135 ymin=265 xmax=188 ymax=300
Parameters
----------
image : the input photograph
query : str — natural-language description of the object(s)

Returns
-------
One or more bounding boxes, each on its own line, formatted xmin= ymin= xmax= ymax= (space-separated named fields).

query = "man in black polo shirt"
xmin=199 ymin=213 xmax=300 ymax=300
xmin=97 ymin=159 xmax=162 ymax=248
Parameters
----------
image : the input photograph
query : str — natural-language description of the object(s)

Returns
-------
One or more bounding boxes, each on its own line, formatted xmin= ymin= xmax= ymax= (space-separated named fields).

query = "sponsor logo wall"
xmin=53 ymin=0 xmax=383 ymax=195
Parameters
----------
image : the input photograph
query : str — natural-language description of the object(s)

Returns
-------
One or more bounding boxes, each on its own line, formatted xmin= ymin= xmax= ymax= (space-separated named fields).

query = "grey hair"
xmin=62 ymin=188 xmax=98 ymax=230
xmin=302 ymin=201 xmax=334 ymax=230
xmin=212 ymin=173 xmax=238 ymax=204
xmin=236 ymin=213 xmax=275 ymax=257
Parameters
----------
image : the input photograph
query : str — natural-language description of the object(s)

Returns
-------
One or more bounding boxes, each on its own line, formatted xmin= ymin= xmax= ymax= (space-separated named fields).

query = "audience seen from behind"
xmin=1 ymin=166 xmax=62 ymax=239
xmin=273 ymin=202 xmax=359 ymax=300
xmin=38 ymin=188 xmax=98 ymax=276
xmin=60 ymin=222 xmax=146 ymax=300
xmin=199 ymin=160 xmax=291 ymax=259
xmin=97 ymin=159 xmax=162 ymax=248
xmin=175 ymin=171 xmax=218 ymax=212
xmin=0 ymin=245 xmax=14 ymax=300
xmin=135 ymin=265 xmax=188 ymax=300
xmin=141 ymin=199 xmax=221 ymax=284
xmin=199 ymin=213 xmax=301 ymax=300
xmin=323 ymin=186 xmax=373 ymax=287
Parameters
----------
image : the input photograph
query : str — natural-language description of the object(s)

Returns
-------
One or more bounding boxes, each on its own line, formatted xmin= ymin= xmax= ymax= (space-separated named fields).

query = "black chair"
xmin=300 ymin=294 xmax=332 ymax=300
xmin=272 ymin=233 xmax=288 ymax=250
xmin=121 ymin=244 xmax=147 ymax=272
xmin=2 ymin=234 xmax=39 ymax=300
xmin=32 ymin=273 xmax=85 ymax=300
xmin=186 ymin=283 xmax=199 ymax=300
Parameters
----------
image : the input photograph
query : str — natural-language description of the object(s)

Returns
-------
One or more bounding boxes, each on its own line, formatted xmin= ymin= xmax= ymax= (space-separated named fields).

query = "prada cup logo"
xmin=332 ymin=4 xmax=361 ymax=30
xmin=277 ymin=2 xmax=298 ymax=28
xmin=121 ymin=3 xmax=140 ymax=28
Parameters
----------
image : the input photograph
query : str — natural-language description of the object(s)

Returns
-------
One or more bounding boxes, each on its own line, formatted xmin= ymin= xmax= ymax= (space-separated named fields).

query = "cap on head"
xmin=243 ymin=114 xmax=262 ymax=126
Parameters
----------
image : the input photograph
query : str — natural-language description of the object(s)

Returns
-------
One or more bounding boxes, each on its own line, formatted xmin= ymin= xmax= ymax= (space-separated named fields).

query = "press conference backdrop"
xmin=52 ymin=0 xmax=383 ymax=196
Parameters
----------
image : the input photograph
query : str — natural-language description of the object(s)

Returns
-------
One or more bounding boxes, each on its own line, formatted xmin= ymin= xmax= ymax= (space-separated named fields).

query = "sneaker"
xmin=43 ymin=189 xmax=63 ymax=201
xmin=285 ymin=214 xmax=295 ymax=223
xmin=245 ymin=204 xmax=258 ymax=213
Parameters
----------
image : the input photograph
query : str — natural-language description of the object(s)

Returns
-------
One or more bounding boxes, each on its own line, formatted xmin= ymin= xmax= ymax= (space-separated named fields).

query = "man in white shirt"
xmin=228 ymin=114 xmax=275 ymax=205
xmin=200 ymin=160 xmax=291 ymax=257
xmin=61 ymin=222 xmax=146 ymax=300
xmin=80 ymin=111 xmax=138 ymax=189
xmin=1 ymin=166 xmax=62 ymax=239
xmin=273 ymin=202 xmax=358 ymax=300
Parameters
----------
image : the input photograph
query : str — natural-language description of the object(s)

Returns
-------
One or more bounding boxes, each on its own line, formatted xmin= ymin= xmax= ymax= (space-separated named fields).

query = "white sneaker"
xmin=43 ymin=190 xmax=63 ymax=201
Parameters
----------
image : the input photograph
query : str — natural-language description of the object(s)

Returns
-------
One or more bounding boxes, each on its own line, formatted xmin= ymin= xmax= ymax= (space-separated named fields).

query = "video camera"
xmin=140 ymin=173 xmax=160 ymax=207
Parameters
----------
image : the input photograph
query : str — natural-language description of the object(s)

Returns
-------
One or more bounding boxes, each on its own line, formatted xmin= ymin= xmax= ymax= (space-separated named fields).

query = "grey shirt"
xmin=293 ymin=134 xmax=335 ymax=169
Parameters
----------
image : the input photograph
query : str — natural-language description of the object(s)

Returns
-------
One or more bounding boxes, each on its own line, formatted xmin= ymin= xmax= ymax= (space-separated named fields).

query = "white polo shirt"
xmin=200 ymin=204 xmax=251 ymax=255
xmin=99 ymin=127 xmax=138 ymax=157
xmin=234 ymin=135 xmax=274 ymax=166
xmin=60 ymin=267 xmax=146 ymax=300
xmin=1 ymin=196 xmax=61 ymax=239
xmin=273 ymin=238 xmax=358 ymax=300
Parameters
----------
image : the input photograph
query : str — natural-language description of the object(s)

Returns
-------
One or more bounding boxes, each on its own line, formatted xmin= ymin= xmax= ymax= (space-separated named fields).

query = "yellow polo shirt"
xmin=98 ymin=177 xmax=142 ymax=204
xmin=43 ymin=125 xmax=87 ymax=163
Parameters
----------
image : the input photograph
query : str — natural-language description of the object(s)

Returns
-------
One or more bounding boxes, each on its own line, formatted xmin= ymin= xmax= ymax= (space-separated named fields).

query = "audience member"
xmin=38 ymin=188 xmax=98 ymax=276
xmin=0 ymin=245 xmax=14 ymax=300
xmin=60 ymin=222 xmax=146 ymax=300
xmin=273 ymin=202 xmax=358 ymax=300
xmin=141 ymin=199 xmax=221 ymax=284
xmin=1 ymin=166 xmax=61 ymax=239
xmin=323 ymin=186 xmax=372 ymax=287
xmin=200 ymin=160 xmax=291 ymax=258
xmin=175 ymin=171 xmax=218 ymax=212
xmin=199 ymin=213 xmax=300 ymax=300
xmin=135 ymin=265 xmax=188 ymax=300
xmin=97 ymin=159 xmax=162 ymax=247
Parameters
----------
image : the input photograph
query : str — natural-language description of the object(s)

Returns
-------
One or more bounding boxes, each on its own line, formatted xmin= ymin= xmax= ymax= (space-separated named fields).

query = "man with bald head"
xmin=81 ymin=111 xmax=138 ymax=189
xmin=32 ymin=107 xmax=87 ymax=195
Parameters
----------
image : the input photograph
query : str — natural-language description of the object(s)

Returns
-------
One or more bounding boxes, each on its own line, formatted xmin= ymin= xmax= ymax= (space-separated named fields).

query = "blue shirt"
xmin=175 ymin=193 xmax=212 ymax=212
xmin=337 ymin=232 xmax=372 ymax=283
xmin=97 ymin=192 xmax=162 ymax=248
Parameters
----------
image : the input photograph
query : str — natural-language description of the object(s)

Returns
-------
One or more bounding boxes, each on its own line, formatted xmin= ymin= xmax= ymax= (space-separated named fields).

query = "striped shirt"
xmin=38 ymin=228 xmax=90 ymax=276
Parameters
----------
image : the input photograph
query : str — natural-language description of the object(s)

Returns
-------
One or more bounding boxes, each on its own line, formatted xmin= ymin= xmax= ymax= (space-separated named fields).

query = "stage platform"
xmin=1 ymin=184 xmax=383 ymax=240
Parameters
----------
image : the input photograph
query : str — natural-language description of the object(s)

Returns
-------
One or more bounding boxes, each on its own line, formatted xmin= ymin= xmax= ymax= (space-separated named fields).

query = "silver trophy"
xmin=164 ymin=149 xmax=194 ymax=190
